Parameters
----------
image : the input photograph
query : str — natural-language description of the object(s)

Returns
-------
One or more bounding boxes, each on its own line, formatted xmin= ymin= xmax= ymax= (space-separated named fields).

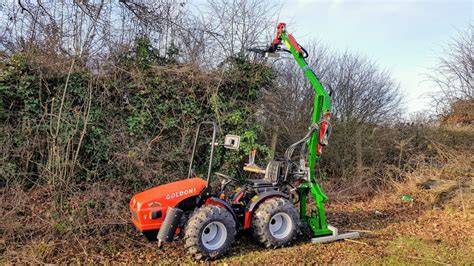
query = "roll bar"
xmin=187 ymin=121 xmax=219 ymax=186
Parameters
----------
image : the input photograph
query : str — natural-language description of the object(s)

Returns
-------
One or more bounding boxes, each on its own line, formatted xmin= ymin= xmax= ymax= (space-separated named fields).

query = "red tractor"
xmin=130 ymin=121 xmax=300 ymax=260
xmin=130 ymin=23 xmax=359 ymax=260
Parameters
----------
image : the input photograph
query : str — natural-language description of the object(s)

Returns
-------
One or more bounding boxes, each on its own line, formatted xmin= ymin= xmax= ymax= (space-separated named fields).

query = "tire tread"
xmin=251 ymin=197 xmax=300 ymax=248
xmin=184 ymin=205 xmax=236 ymax=260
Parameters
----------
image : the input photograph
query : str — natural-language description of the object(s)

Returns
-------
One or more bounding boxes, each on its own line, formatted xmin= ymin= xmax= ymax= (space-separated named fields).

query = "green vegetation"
xmin=0 ymin=38 xmax=273 ymax=189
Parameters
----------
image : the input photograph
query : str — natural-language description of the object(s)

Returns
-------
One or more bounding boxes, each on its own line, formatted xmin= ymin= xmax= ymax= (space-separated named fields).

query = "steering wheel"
xmin=214 ymin=172 xmax=241 ymax=183
xmin=214 ymin=172 xmax=241 ymax=194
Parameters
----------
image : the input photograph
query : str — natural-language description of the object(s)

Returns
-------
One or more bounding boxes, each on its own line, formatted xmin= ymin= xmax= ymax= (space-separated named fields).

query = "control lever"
xmin=243 ymin=150 xmax=266 ymax=174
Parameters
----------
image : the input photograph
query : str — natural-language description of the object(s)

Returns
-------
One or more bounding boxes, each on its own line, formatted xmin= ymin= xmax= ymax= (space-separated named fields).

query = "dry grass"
xmin=1 ymin=141 xmax=473 ymax=264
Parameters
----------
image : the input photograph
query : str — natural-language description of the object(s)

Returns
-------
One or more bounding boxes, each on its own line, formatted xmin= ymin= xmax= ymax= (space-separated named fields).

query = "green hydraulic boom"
xmin=266 ymin=23 xmax=358 ymax=241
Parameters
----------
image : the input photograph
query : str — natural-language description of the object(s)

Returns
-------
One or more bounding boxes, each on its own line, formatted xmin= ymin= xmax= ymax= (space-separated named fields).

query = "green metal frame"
xmin=279 ymin=27 xmax=333 ymax=237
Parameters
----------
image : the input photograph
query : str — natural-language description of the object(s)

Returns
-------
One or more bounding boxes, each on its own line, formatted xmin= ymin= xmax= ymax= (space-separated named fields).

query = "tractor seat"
xmin=264 ymin=160 xmax=282 ymax=183
xmin=246 ymin=160 xmax=283 ymax=187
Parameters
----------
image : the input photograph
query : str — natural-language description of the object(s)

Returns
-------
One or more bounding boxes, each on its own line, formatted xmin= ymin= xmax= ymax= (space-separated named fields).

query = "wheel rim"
xmin=269 ymin=212 xmax=293 ymax=239
xmin=201 ymin=221 xmax=227 ymax=250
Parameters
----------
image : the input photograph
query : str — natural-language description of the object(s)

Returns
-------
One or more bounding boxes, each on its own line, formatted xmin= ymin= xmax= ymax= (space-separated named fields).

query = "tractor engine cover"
xmin=130 ymin=177 xmax=207 ymax=232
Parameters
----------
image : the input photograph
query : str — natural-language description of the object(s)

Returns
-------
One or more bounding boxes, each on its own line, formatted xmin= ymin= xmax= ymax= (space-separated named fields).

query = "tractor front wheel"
xmin=251 ymin=197 xmax=300 ymax=248
xmin=184 ymin=205 xmax=236 ymax=260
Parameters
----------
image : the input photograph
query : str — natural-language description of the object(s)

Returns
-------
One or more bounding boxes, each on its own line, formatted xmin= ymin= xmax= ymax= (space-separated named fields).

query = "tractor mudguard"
xmin=246 ymin=191 xmax=289 ymax=212
xmin=243 ymin=191 xmax=289 ymax=229
xmin=205 ymin=197 xmax=240 ymax=227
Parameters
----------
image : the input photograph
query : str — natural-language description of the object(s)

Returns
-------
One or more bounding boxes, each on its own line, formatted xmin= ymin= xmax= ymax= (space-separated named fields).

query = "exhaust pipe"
xmin=157 ymin=207 xmax=183 ymax=247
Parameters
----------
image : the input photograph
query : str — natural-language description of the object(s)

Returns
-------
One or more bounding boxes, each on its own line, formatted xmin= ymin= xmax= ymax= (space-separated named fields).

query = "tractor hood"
xmin=130 ymin=177 xmax=207 ymax=211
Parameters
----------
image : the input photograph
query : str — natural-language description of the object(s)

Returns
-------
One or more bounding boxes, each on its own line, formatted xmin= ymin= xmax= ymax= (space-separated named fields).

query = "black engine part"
xmin=157 ymin=207 xmax=184 ymax=245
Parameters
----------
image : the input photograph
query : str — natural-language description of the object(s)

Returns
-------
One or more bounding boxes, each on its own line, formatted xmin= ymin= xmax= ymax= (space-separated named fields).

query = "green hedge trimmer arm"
xmin=270 ymin=23 xmax=332 ymax=236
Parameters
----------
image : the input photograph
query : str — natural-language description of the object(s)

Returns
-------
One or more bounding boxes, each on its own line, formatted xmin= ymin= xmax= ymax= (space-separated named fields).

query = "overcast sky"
xmin=277 ymin=0 xmax=472 ymax=115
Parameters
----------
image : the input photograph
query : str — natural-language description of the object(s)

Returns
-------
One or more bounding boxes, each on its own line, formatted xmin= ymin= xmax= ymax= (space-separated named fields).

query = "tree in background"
xmin=429 ymin=25 xmax=473 ymax=125
xmin=200 ymin=0 xmax=280 ymax=62
xmin=260 ymin=39 xmax=402 ymax=179
xmin=0 ymin=0 xmax=427 ymax=193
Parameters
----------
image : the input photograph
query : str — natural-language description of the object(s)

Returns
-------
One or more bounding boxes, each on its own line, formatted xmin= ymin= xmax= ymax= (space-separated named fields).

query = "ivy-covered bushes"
xmin=0 ymin=38 xmax=273 ymax=190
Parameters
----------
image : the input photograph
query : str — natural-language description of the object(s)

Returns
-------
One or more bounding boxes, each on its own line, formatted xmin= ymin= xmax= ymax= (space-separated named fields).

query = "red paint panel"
xmin=244 ymin=211 xmax=253 ymax=229
xmin=288 ymin=34 xmax=303 ymax=54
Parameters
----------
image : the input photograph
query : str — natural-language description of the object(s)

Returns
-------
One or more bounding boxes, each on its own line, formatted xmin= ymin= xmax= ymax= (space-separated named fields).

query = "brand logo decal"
xmin=166 ymin=188 xmax=196 ymax=200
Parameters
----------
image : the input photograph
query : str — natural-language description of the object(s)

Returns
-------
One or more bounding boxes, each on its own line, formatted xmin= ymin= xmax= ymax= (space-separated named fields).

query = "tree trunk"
xmin=270 ymin=125 xmax=278 ymax=160
xmin=355 ymin=128 xmax=363 ymax=175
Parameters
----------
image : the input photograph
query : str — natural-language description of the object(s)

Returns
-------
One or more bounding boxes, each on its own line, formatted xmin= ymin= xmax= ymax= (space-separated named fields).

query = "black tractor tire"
xmin=142 ymin=229 xmax=158 ymax=241
xmin=251 ymin=197 xmax=300 ymax=248
xmin=184 ymin=205 xmax=236 ymax=260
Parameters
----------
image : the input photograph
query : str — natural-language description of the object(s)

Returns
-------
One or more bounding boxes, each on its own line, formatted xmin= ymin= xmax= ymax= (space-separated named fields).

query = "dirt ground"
xmin=1 ymin=175 xmax=473 ymax=264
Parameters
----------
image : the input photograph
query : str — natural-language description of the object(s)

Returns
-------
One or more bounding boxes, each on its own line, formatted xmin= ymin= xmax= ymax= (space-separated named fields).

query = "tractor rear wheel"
xmin=251 ymin=197 xmax=300 ymax=248
xmin=184 ymin=205 xmax=236 ymax=260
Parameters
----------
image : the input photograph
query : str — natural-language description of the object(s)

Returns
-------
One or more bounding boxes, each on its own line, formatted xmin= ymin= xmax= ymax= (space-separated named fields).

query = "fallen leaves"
xmin=1 ymin=176 xmax=472 ymax=264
